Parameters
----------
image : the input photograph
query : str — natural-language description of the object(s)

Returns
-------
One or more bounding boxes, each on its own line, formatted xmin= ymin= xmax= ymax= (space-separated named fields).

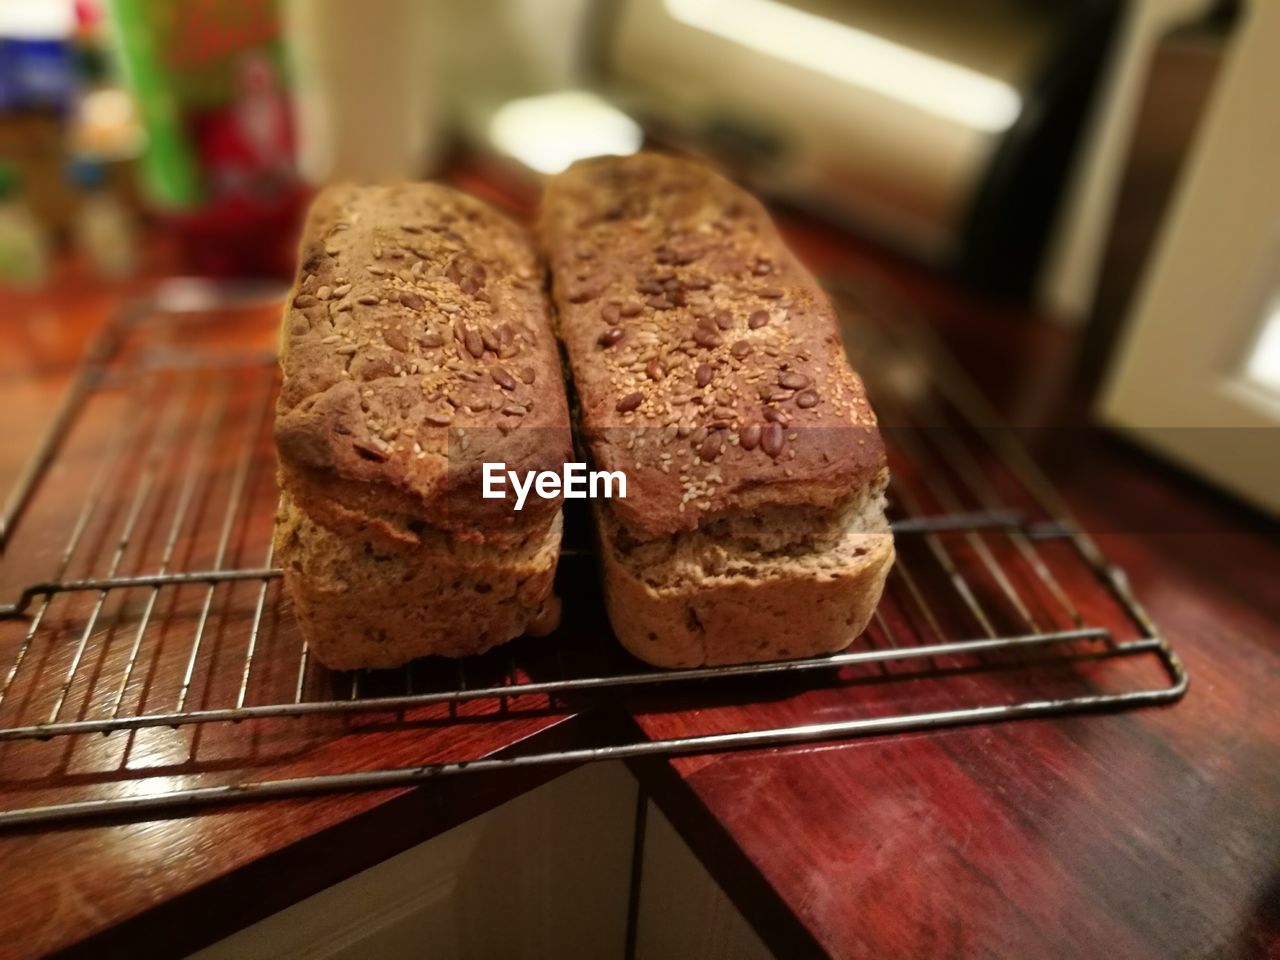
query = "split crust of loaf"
xmin=596 ymin=492 xmax=893 ymax=667
xmin=275 ymin=493 xmax=561 ymax=671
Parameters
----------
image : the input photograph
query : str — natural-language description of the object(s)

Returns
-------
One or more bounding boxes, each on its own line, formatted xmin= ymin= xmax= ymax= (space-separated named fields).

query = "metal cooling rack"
xmin=0 ymin=279 xmax=1187 ymax=829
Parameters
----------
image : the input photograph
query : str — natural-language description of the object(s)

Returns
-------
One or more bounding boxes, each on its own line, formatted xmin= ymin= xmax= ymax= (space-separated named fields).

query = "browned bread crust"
xmin=540 ymin=153 xmax=885 ymax=539
xmin=277 ymin=183 xmax=572 ymax=549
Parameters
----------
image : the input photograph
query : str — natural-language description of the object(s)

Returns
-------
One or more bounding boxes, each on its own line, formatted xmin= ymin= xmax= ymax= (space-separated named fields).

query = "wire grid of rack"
xmin=0 ymin=279 xmax=1187 ymax=829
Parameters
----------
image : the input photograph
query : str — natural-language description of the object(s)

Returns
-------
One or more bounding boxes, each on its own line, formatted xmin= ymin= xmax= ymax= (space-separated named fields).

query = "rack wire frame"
xmin=0 ymin=283 xmax=1188 ymax=829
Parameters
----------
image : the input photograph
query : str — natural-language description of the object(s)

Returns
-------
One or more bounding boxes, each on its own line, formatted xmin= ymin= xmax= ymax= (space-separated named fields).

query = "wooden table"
xmin=0 ymin=186 xmax=1276 ymax=960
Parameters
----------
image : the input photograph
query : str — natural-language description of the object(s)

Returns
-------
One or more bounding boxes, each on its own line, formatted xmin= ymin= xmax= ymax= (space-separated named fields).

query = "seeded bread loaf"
xmin=274 ymin=183 xmax=572 ymax=670
xmin=542 ymin=153 xmax=893 ymax=667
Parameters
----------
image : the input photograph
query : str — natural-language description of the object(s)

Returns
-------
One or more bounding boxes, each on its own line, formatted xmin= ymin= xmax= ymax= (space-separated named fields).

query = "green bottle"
xmin=105 ymin=0 xmax=202 ymax=208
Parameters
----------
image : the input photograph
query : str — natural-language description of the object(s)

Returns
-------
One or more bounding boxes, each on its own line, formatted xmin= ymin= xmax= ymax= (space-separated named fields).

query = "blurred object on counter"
xmin=107 ymin=0 xmax=305 ymax=276
xmin=0 ymin=160 xmax=50 ymax=287
xmin=283 ymin=0 xmax=442 ymax=183
xmin=0 ymin=0 xmax=77 ymax=112
xmin=448 ymin=0 xmax=603 ymax=172
xmin=0 ymin=1 xmax=80 ymax=240
xmin=67 ymin=156 xmax=136 ymax=278
xmin=65 ymin=32 xmax=143 ymax=160
xmin=67 ymin=83 xmax=141 ymax=159
xmin=0 ymin=111 xmax=80 ymax=241
xmin=0 ymin=0 xmax=142 ymax=249
xmin=1100 ymin=0 xmax=1279 ymax=517
xmin=592 ymin=0 xmax=1226 ymax=308
xmin=159 ymin=187 xmax=304 ymax=278
xmin=106 ymin=0 xmax=198 ymax=207
xmin=1040 ymin=0 xmax=1222 ymax=321
xmin=1082 ymin=18 xmax=1228 ymax=384
xmin=483 ymin=89 xmax=643 ymax=176
xmin=107 ymin=0 xmax=295 ymax=208
xmin=600 ymin=0 xmax=1126 ymax=297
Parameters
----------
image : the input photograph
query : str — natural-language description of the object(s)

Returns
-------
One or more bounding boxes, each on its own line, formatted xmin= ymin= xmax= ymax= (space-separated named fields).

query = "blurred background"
xmin=0 ymin=0 xmax=1275 ymax=513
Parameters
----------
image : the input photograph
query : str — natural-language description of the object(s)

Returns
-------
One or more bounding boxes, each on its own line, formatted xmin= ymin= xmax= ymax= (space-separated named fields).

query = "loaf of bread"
xmin=274 ymin=183 xmax=572 ymax=670
xmin=541 ymin=153 xmax=894 ymax=667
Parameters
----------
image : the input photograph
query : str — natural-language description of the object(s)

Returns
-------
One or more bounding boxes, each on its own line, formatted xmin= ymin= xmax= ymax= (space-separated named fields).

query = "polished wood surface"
xmin=0 ymin=174 xmax=1277 ymax=960
xmin=632 ymin=415 xmax=1280 ymax=959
